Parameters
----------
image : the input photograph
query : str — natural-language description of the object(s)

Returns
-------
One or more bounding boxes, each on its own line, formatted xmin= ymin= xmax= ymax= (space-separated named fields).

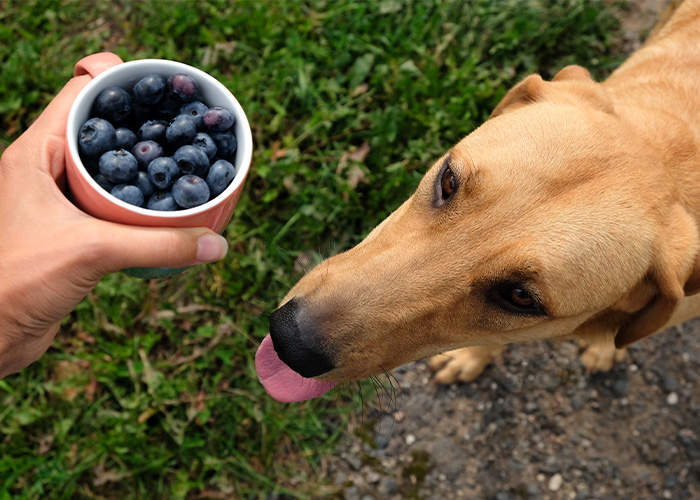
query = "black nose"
xmin=269 ymin=298 xmax=335 ymax=378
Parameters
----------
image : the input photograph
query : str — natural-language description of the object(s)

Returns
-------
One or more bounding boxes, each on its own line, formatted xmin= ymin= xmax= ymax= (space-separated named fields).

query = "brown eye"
xmin=441 ymin=167 xmax=457 ymax=200
xmin=510 ymin=288 xmax=534 ymax=307
xmin=490 ymin=283 xmax=546 ymax=316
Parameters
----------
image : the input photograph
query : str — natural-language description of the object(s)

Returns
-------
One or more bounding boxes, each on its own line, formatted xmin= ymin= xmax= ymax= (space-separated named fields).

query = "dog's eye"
xmin=510 ymin=288 xmax=534 ymax=307
xmin=440 ymin=166 xmax=457 ymax=200
xmin=433 ymin=156 xmax=459 ymax=208
xmin=490 ymin=284 xmax=546 ymax=316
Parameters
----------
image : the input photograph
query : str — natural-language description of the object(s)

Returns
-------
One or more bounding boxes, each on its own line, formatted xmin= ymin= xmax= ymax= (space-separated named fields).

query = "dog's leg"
xmin=428 ymin=345 xmax=504 ymax=384
xmin=579 ymin=343 xmax=627 ymax=373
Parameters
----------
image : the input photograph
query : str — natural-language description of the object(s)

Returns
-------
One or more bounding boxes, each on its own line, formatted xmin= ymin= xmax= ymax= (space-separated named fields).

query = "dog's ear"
xmin=490 ymin=65 xmax=613 ymax=119
xmin=615 ymin=204 xmax=700 ymax=348
xmin=551 ymin=65 xmax=593 ymax=82
xmin=490 ymin=74 xmax=546 ymax=119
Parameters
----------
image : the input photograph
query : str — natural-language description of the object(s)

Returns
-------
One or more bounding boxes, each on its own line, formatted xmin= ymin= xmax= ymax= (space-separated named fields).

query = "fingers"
xmin=78 ymin=222 xmax=229 ymax=275
xmin=7 ymin=74 xmax=92 ymax=178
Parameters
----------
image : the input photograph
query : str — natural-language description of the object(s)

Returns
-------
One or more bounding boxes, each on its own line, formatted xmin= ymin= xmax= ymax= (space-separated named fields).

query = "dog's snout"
xmin=269 ymin=298 xmax=335 ymax=378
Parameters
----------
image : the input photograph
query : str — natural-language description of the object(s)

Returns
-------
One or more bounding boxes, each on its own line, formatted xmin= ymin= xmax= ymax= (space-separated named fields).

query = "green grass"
xmin=0 ymin=0 xmax=626 ymax=498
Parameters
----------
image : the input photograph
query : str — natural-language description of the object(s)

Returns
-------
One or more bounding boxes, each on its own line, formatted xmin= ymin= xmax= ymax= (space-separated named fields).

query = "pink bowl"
xmin=65 ymin=53 xmax=253 ymax=278
xmin=65 ymin=53 xmax=253 ymax=235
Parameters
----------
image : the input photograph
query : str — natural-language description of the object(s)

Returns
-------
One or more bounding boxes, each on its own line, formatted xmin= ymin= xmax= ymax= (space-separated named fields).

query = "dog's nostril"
xmin=269 ymin=298 xmax=335 ymax=378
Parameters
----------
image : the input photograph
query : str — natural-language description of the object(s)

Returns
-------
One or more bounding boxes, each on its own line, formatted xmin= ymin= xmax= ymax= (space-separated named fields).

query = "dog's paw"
xmin=579 ymin=343 xmax=627 ymax=373
xmin=428 ymin=345 xmax=503 ymax=384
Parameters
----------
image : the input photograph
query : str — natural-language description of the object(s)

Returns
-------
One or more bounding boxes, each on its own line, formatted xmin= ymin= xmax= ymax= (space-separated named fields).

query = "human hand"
xmin=0 ymin=75 xmax=229 ymax=378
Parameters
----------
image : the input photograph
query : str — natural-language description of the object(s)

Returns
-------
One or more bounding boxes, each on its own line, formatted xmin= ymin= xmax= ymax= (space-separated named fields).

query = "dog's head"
xmin=257 ymin=66 xmax=700 ymax=400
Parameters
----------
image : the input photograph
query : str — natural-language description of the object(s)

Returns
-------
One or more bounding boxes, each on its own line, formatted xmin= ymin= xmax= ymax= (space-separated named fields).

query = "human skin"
xmin=0 ymin=74 xmax=229 ymax=379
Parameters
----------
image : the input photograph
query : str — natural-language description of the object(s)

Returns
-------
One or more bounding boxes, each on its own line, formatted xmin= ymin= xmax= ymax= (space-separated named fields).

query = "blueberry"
xmin=130 ymin=101 xmax=153 ymax=126
xmin=115 ymin=127 xmax=137 ymax=151
xmin=132 ymin=73 xmax=166 ymax=106
xmin=111 ymin=184 xmax=145 ymax=207
xmin=167 ymin=73 xmax=199 ymax=102
xmin=99 ymin=149 xmax=138 ymax=183
xmin=206 ymin=159 xmax=235 ymax=197
xmin=166 ymin=115 xmax=197 ymax=147
xmin=147 ymin=190 xmax=180 ymax=211
xmin=94 ymin=86 xmax=132 ymax=124
xmin=147 ymin=156 xmax=180 ymax=190
xmin=155 ymin=94 xmax=183 ymax=120
xmin=93 ymin=173 xmax=115 ymax=193
xmin=138 ymin=120 xmax=168 ymax=143
xmin=210 ymin=131 xmax=237 ymax=158
xmin=132 ymin=171 xmax=156 ymax=199
xmin=192 ymin=132 xmax=217 ymax=160
xmin=203 ymin=106 xmax=235 ymax=132
xmin=79 ymin=117 xmax=116 ymax=159
xmin=173 ymin=144 xmax=210 ymax=177
xmin=179 ymin=101 xmax=208 ymax=129
xmin=132 ymin=140 xmax=164 ymax=170
xmin=172 ymin=175 xmax=210 ymax=209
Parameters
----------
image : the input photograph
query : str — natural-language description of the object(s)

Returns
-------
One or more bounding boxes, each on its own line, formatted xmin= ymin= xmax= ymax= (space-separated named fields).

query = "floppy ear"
xmin=615 ymin=204 xmax=700 ymax=348
xmin=551 ymin=65 xmax=593 ymax=82
xmin=490 ymin=74 xmax=546 ymax=119
xmin=490 ymin=65 xmax=613 ymax=119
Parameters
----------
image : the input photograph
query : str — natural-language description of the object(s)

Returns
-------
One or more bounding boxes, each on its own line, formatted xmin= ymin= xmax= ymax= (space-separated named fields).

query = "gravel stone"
xmin=612 ymin=378 xmax=629 ymax=398
xmin=343 ymin=486 xmax=360 ymax=500
xmin=377 ymin=477 xmax=397 ymax=496
xmin=548 ymin=473 xmax=563 ymax=492
xmin=662 ymin=375 xmax=682 ymax=392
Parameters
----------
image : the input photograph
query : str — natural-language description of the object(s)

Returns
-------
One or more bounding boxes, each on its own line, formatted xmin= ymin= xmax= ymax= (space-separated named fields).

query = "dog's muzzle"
xmin=269 ymin=298 xmax=335 ymax=378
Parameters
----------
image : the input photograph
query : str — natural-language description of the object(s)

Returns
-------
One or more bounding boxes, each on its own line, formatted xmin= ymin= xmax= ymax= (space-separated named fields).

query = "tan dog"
xmin=256 ymin=0 xmax=700 ymax=401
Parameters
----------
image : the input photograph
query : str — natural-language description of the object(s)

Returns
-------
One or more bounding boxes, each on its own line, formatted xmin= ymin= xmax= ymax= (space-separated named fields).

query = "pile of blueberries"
xmin=77 ymin=73 xmax=238 ymax=210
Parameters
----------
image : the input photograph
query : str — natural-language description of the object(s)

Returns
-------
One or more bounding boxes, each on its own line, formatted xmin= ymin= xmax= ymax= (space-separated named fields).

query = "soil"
xmin=321 ymin=2 xmax=700 ymax=499
xmin=326 ymin=325 xmax=700 ymax=500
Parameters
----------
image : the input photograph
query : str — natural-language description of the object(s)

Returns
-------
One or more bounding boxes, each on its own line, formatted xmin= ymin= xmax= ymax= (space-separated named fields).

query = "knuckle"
xmin=163 ymin=231 xmax=190 ymax=266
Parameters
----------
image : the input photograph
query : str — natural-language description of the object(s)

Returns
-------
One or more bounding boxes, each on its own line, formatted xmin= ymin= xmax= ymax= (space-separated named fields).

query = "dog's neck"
xmin=603 ymin=0 xmax=700 ymax=217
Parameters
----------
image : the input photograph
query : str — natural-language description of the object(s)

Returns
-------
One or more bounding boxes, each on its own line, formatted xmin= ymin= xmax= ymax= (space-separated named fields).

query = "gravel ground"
xmin=322 ymin=3 xmax=700 ymax=499
xmin=327 ymin=323 xmax=700 ymax=499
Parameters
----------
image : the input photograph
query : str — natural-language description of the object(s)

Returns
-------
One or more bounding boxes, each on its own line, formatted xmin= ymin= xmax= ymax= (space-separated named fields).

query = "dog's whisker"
xmin=365 ymin=370 xmax=400 ymax=417
xmin=370 ymin=375 xmax=397 ymax=446
xmin=382 ymin=367 xmax=402 ymax=397
xmin=356 ymin=380 xmax=366 ymax=425
xmin=368 ymin=376 xmax=385 ymax=414
xmin=374 ymin=371 xmax=397 ymax=412
xmin=294 ymin=257 xmax=308 ymax=275
xmin=333 ymin=381 xmax=350 ymax=406
xmin=378 ymin=375 xmax=397 ymax=414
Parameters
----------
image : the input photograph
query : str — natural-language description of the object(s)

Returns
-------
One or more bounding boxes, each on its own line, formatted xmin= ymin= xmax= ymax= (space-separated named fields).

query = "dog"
xmin=255 ymin=0 xmax=700 ymax=402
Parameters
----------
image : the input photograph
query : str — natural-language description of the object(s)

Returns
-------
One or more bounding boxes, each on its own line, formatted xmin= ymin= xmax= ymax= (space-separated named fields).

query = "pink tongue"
xmin=255 ymin=335 xmax=337 ymax=402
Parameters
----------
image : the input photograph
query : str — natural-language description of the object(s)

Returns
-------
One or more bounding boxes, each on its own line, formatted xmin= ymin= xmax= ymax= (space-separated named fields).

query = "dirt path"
xmin=327 ymin=324 xmax=700 ymax=499
xmin=322 ymin=2 xmax=700 ymax=499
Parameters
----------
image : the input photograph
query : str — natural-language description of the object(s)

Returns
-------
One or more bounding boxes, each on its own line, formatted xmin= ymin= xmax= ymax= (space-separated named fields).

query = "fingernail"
xmin=197 ymin=234 xmax=228 ymax=263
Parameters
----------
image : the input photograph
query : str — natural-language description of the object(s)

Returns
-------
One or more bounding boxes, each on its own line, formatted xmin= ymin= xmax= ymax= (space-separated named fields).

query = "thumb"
xmin=82 ymin=223 xmax=229 ymax=274
xmin=28 ymin=74 xmax=92 ymax=140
